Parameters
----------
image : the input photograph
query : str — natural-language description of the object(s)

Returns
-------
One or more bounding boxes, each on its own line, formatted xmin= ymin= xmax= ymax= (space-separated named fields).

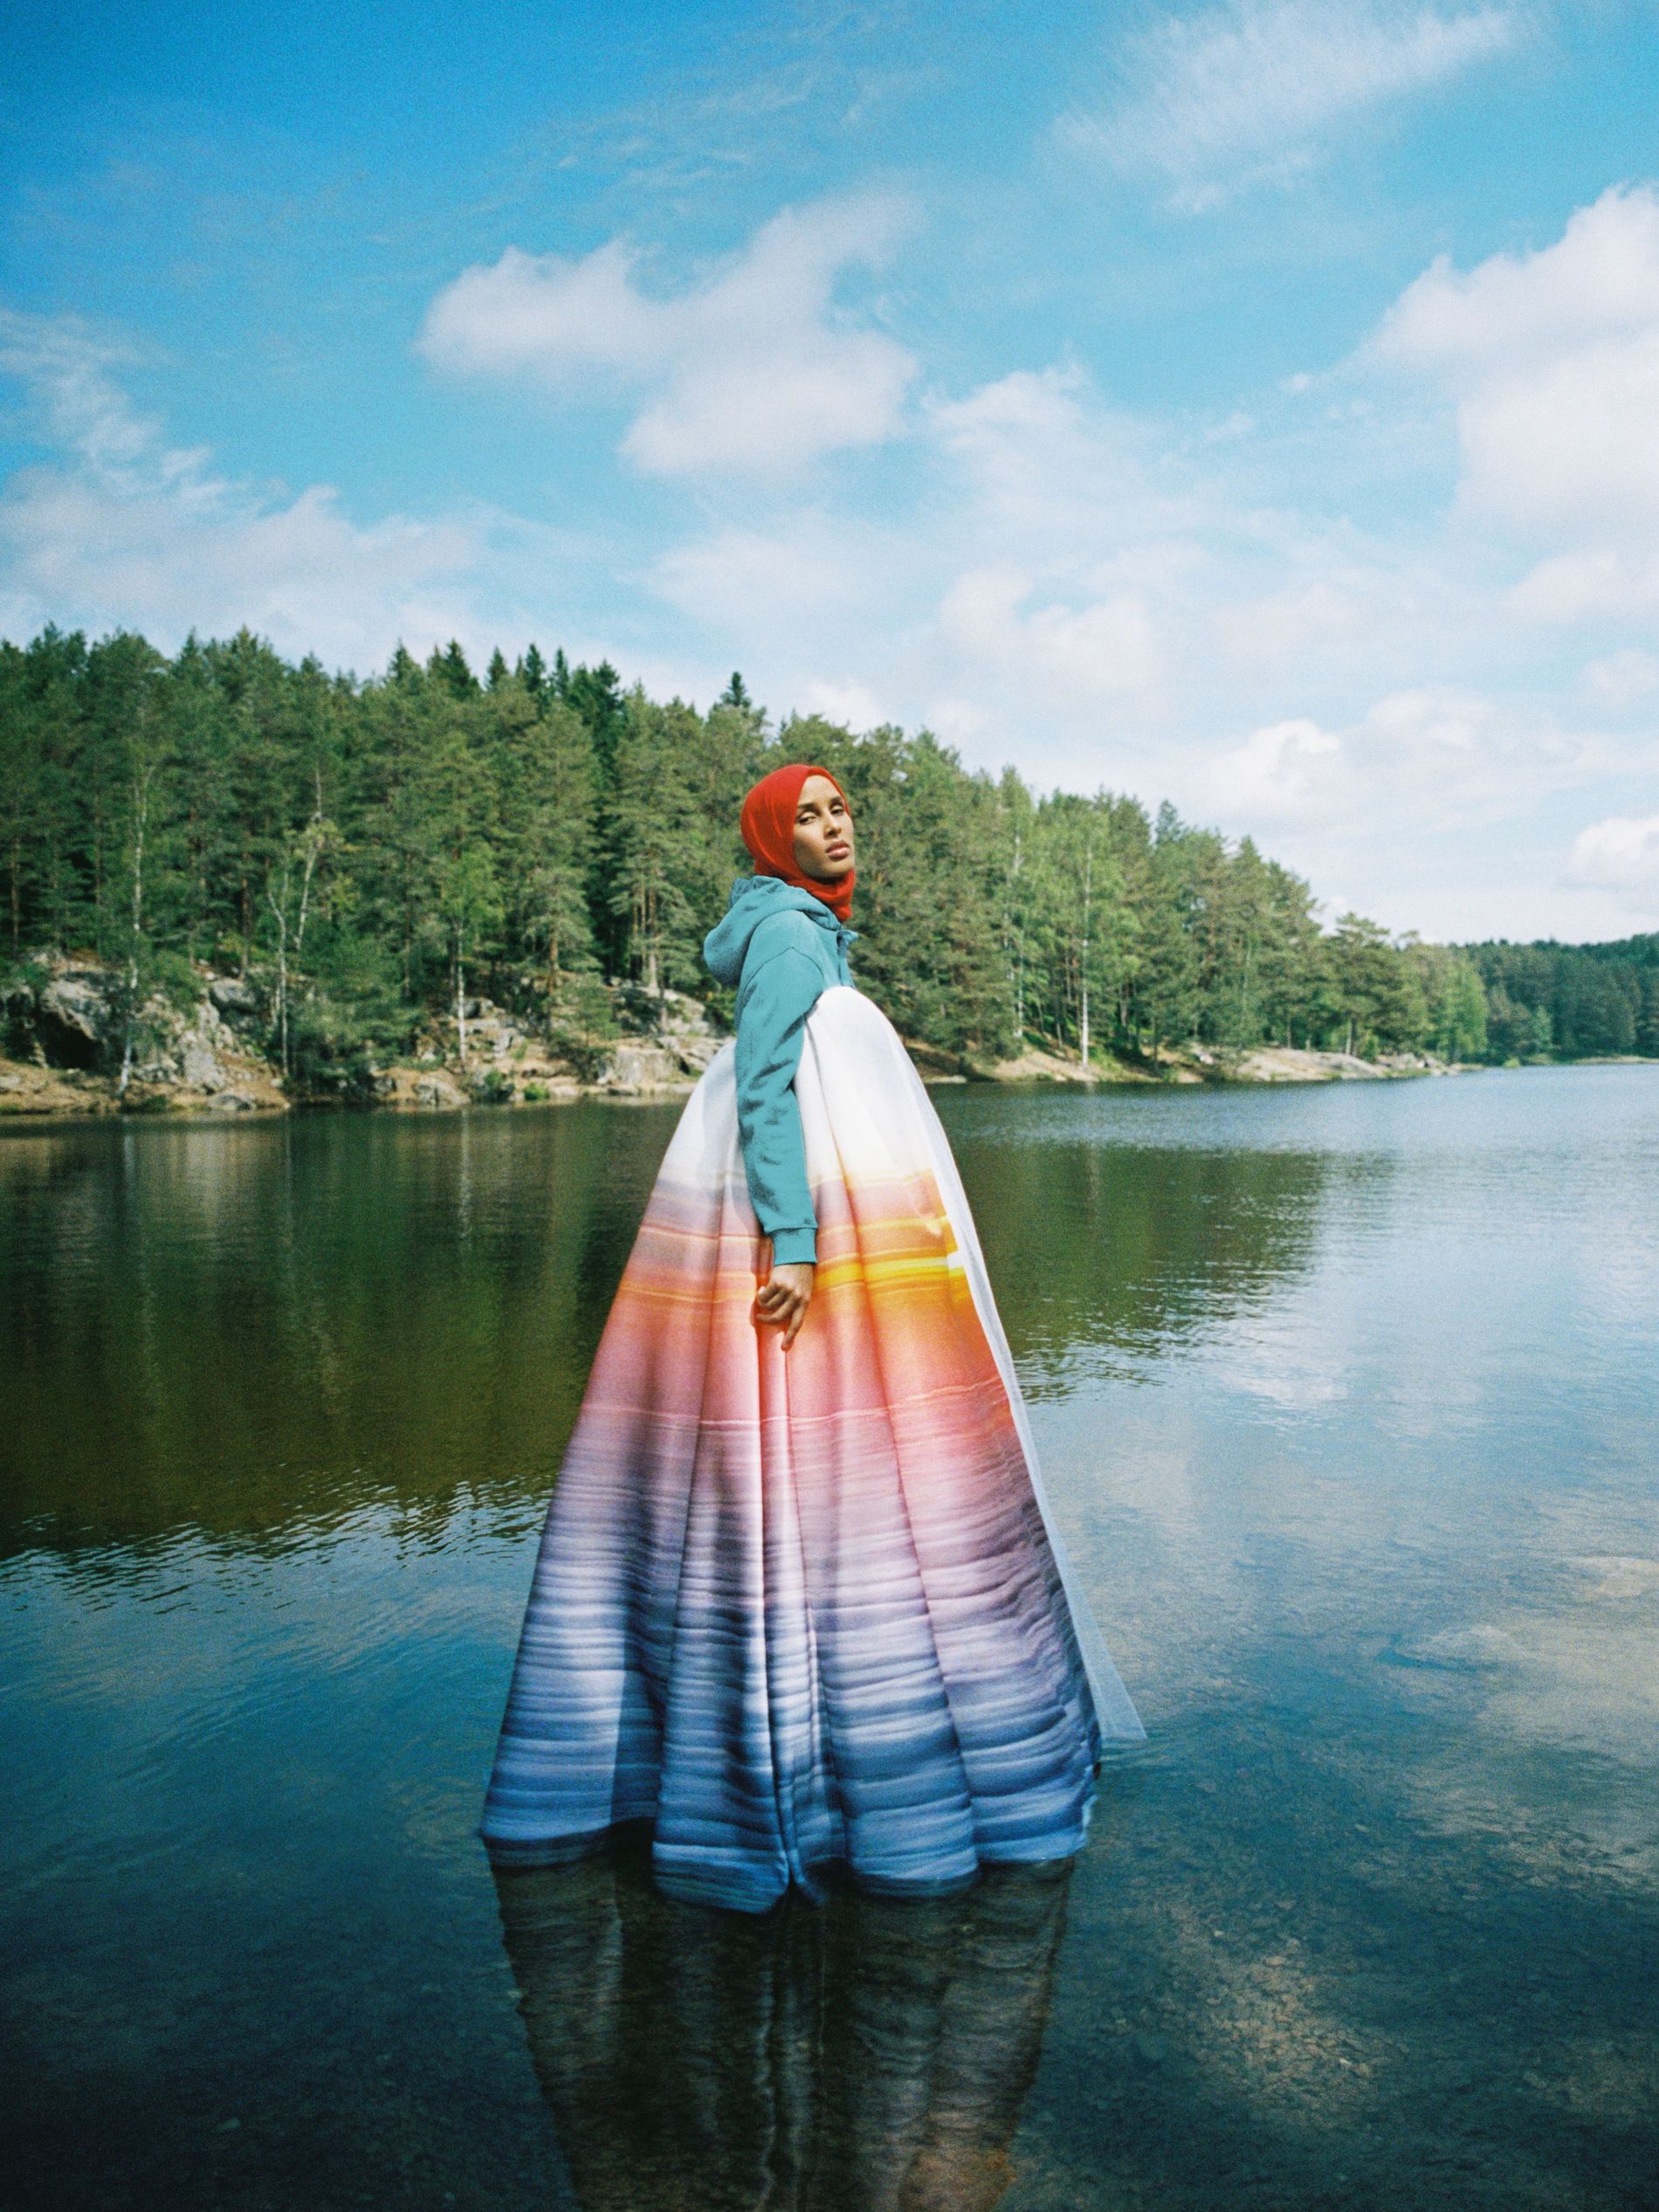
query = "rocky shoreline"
xmin=0 ymin=953 xmax=1460 ymax=1120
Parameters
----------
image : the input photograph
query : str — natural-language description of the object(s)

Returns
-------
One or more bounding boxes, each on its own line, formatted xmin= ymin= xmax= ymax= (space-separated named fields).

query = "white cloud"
xmin=937 ymin=562 xmax=1163 ymax=709
xmin=651 ymin=516 xmax=895 ymax=635
xmin=649 ymin=362 xmax=1187 ymax=737
xmin=418 ymin=193 xmax=918 ymax=478
xmin=1510 ymin=548 xmax=1659 ymax=623
xmin=1454 ymin=330 xmax=1659 ymax=538
xmin=0 ymin=311 xmax=208 ymax=496
xmin=0 ymin=308 xmax=545 ymax=671
xmin=926 ymin=364 xmax=1177 ymax=549
xmin=1059 ymin=0 xmax=1523 ymax=205
xmin=1582 ymin=649 xmax=1659 ymax=711
xmin=916 ymin=365 xmax=1205 ymax=727
xmin=640 ymin=320 xmax=1659 ymax=939
xmin=1210 ymin=714 xmax=1343 ymax=823
xmin=1378 ymin=185 xmax=1659 ymax=365
xmin=1376 ymin=187 xmax=1659 ymax=611
xmin=1212 ymin=582 xmax=1357 ymax=667
xmin=1208 ymin=685 xmax=1653 ymax=846
xmin=1564 ymin=812 xmax=1659 ymax=906
xmin=794 ymin=677 xmax=890 ymax=729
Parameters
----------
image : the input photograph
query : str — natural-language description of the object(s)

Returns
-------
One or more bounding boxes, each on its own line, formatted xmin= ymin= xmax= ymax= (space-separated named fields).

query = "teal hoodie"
xmin=704 ymin=877 xmax=857 ymax=1265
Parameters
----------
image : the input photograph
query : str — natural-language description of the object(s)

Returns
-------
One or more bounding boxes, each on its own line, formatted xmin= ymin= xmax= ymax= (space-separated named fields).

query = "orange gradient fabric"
xmin=481 ymin=986 xmax=1143 ymax=1909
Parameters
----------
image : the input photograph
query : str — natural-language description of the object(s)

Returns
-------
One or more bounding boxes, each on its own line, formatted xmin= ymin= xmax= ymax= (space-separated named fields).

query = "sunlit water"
xmin=3 ymin=1067 xmax=1656 ymax=2210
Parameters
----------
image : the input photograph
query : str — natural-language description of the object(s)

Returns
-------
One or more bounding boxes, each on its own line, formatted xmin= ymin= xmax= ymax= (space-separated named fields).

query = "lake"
xmin=3 ymin=1065 xmax=1657 ymax=2210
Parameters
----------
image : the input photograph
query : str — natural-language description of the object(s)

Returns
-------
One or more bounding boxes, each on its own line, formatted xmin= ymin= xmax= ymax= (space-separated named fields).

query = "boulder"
xmin=598 ymin=1040 xmax=692 ymax=1093
xmin=623 ymin=986 xmax=725 ymax=1077
xmin=667 ymin=1032 xmax=722 ymax=1074
xmin=179 ymin=1023 xmax=236 ymax=1092
xmin=653 ymin=987 xmax=718 ymax=1035
xmin=474 ymin=1021 xmax=524 ymax=1056
xmin=208 ymin=975 xmax=264 ymax=1025
xmin=36 ymin=967 xmax=118 ymax=1068
xmin=416 ymin=1072 xmax=469 ymax=1110
xmin=132 ymin=996 xmax=244 ymax=1092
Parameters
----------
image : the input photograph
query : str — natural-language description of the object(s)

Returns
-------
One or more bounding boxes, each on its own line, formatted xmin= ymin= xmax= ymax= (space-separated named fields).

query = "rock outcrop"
xmin=0 ymin=949 xmax=1456 ymax=1117
xmin=34 ymin=965 xmax=116 ymax=1068
xmin=592 ymin=989 xmax=722 ymax=1094
xmin=2 ymin=954 xmax=287 ymax=1115
xmin=365 ymin=985 xmax=725 ymax=1109
xmin=1228 ymin=1044 xmax=1446 ymax=1083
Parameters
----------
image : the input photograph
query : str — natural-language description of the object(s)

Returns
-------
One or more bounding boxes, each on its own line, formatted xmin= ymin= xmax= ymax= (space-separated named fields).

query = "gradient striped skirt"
xmin=481 ymin=985 xmax=1144 ymax=1912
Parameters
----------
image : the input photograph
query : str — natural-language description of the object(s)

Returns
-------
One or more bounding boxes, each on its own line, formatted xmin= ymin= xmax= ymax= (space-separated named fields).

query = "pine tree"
xmin=430 ymin=640 xmax=478 ymax=699
xmin=603 ymin=691 xmax=696 ymax=1001
xmin=412 ymin=690 xmax=503 ymax=1059
xmin=492 ymin=677 xmax=597 ymax=1004
xmin=0 ymin=627 xmax=89 ymax=954
xmin=1129 ymin=804 xmax=1201 ymax=1054
xmin=567 ymin=660 xmax=631 ymax=973
xmin=1638 ymin=972 xmax=1659 ymax=1058
xmin=1327 ymin=913 xmax=1396 ymax=1057
xmin=565 ymin=660 xmax=626 ymax=774
xmin=994 ymin=768 xmax=1037 ymax=1047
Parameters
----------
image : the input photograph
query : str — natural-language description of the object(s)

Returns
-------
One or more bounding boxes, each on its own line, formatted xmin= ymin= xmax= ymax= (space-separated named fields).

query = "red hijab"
xmin=739 ymin=762 xmax=856 ymax=924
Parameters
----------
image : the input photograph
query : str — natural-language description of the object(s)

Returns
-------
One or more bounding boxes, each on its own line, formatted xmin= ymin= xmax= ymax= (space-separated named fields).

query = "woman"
xmin=482 ymin=763 xmax=1143 ymax=1912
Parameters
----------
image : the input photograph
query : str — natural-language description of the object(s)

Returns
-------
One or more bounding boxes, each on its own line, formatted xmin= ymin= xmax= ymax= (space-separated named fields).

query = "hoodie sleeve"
xmin=733 ymin=922 xmax=825 ymax=1266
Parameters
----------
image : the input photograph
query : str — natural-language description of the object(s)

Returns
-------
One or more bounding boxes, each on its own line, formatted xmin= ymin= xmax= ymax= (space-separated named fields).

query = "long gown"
xmin=481 ymin=983 xmax=1144 ymax=1911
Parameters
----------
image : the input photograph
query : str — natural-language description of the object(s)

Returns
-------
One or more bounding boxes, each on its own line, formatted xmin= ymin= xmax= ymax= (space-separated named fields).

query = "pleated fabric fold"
xmin=481 ymin=986 xmax=1143 ymax=1911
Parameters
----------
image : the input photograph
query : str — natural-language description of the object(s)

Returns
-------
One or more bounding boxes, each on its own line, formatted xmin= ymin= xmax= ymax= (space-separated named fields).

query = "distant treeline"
xmin=1465 ymin=936 xmax=1659 ymax=1062
xmin=0 ymin=625 xmax=1653 ymax=1088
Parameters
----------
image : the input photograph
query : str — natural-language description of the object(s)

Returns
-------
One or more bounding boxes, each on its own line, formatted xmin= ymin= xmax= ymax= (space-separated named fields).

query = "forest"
xmin=1464 ymin=934 xmax=1659 ymax=1062
xmin=1 ymin=624 xmax=1654 ymax=1092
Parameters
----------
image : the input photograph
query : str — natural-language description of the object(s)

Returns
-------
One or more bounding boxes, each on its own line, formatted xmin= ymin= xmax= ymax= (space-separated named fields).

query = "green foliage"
xmin=1412 ymin=944 xmax=1489 ymax=1061
xmin=286 ymin=923 xmax=416 ymax=1099
xmin=0 ymin=952 xmax=53 ymax=1054
xmin=34 ymin=621 xmax=1659 ymax=1081
xmin=821 ymin=722 xmax=1015 ymax=1059
xmin=1467 ymin=936 xmax=1656 ymax=1061
xmin=545 ymin=975 xmax=618 ymax=1082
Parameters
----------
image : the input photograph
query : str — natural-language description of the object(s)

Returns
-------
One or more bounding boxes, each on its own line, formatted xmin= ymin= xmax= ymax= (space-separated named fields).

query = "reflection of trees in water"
xmin=954 ymin=1140 xmax=1334 ymax=1381
xmin=494 ymin=1847 xmax=1073 ymax=2212
xmin=0 ymin=1106 xmax=678 ymax=1557
xmin=2 ymin=1105 xmax=1339 ymax=1557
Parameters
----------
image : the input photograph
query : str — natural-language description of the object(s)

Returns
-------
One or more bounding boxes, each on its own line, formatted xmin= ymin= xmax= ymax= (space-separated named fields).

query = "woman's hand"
xmin=756 ymin=1260 xmax=815 ymax=1350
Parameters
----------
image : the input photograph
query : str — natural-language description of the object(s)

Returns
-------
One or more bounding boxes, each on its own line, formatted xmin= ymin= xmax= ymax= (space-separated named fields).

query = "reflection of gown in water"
xmin=482 ymin=986 xmax=1143 ymax=1910
xmin=494 ymin=1847 xmax=1074 ymax=2212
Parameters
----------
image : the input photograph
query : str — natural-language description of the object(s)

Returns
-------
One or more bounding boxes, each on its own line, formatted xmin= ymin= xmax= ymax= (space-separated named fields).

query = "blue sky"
xmin=3 ymin=0 xmax=1658 ymax=941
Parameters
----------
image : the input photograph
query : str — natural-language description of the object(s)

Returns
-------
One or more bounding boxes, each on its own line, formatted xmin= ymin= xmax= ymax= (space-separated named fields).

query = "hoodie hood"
xmin=703 ymin=875 xmax=857 ymax=988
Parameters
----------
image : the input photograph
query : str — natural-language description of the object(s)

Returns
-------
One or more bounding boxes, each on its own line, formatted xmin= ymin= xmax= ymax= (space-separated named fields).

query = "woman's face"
xmin=791 ymin=774 xmax=855 ymax=883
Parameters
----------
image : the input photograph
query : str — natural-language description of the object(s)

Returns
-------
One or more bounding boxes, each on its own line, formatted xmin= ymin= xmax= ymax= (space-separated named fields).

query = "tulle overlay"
xmin=482 ymin=987 xmax=1142 ymax=1911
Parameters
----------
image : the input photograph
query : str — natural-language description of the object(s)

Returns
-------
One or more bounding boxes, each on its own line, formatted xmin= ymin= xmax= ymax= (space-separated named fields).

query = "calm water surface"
xmin=3 ymin=1067 xmax=1657 ymax=2210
